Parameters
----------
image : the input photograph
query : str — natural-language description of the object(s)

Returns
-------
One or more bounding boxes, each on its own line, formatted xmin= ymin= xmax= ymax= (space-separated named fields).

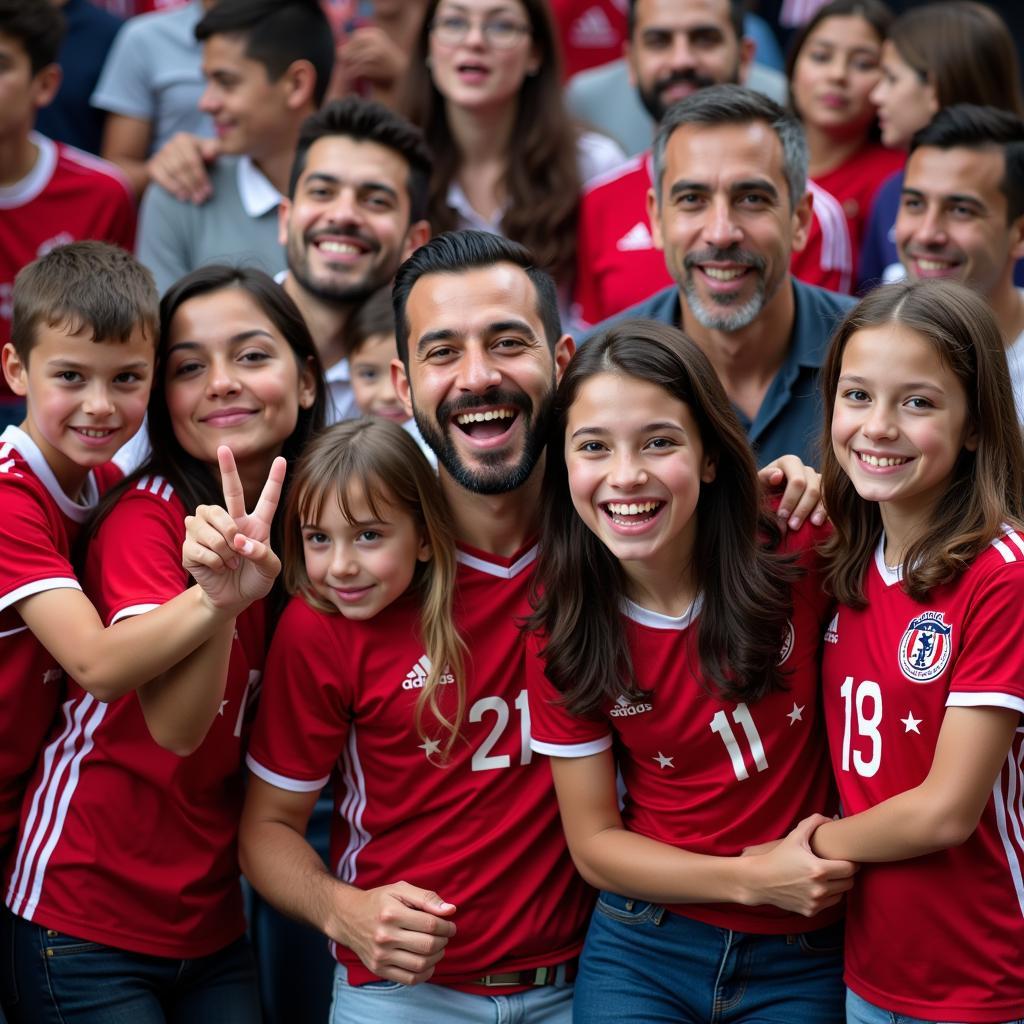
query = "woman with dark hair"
xmin=787 ymin=0 xmax=902 ymax=265
xmin=3 ymin=266 xmax=327 ymax=1023
xmin=401 ymin=0 xmax=622 ymax=305
xmin=859 ymin=0 xmax=1024 ymax=288
xmin=526 ymin=320 xmax=854 ymax=1023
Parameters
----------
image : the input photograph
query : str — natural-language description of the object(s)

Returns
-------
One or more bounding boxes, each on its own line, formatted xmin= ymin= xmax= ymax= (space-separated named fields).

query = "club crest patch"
xmin=898 ymin=612 xmax=952 ymax=683
xmin=778 ymin=619 xmax=794 ymax=665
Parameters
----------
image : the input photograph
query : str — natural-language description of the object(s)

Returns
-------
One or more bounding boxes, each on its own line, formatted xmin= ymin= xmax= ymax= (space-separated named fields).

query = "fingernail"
xmin=241 ymin=539 xmax=254 ymax=555
xmin=789 ymin=516 xmax=802 ymax=530
xmin=811 ymin=511 xmax=825 ymax=525
xmin=437 ymin=900 xmax=455 ymax=911
xmin=230 ymin=557 xmax=240 ymax=569
xmin=778 ymin=508 xmax=790 ymax=519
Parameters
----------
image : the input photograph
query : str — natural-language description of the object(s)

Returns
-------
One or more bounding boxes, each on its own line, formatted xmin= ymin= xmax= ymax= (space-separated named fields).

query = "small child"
xmin=342 ymin=286 xmax=409 ymax=423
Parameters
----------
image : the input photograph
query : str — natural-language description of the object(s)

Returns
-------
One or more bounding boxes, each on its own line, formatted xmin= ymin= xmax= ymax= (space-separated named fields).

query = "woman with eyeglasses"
xmin=401 ymin=0 xmax=623 ymax=321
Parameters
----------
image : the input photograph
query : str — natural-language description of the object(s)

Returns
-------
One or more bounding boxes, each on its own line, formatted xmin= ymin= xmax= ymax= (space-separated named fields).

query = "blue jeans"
xmin=1 ymin=914 xmax=261 ymax=1024
xmin=329 ymin=962 xmax=573 ymax=1023
xmin=847 ymin=988 xmax=1024 ymax=1024
xmin=572 ymin=891 xmax=845 ymax=1024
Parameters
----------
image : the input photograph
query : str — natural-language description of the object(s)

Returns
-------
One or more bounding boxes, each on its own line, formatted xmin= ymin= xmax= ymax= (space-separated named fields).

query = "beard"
xmin=412 ymin=386 xmax=555 ymax=496
xmin=678 ymin=245 xmax=780 ymax=332
xmin=286 ymin=227 xmax=395 ymax=305
xmin=637 ymin=61 xmax=738 ymax=123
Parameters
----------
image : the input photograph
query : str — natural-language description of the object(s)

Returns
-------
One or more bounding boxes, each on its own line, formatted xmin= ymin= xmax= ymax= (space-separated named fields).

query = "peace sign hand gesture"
xmin=182 ymin=446 xmax=286 ymax=612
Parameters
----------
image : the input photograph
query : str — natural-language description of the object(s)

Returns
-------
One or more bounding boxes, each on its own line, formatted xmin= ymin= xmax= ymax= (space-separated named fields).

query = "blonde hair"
xmin=283 ymin=419 xmax=467 ymax=758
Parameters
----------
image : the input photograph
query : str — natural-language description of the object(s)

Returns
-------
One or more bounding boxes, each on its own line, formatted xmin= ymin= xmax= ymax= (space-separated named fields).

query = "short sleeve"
xmin=525 ymin=631 xmax=612 ymax=757
xmin=137 ymin=184 xmax=192 ymax=294
xmin=91 ymin=20 xmax=157 ymax=122
xmin=246 ymin=599 xmax=354 ymax=792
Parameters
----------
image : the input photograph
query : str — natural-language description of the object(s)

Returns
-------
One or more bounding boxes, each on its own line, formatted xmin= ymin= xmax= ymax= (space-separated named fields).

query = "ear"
xmin=277 ymin=196 xmax=292 ymax=248
xmin=1009 ymin=213 xmax=1024 ymax=262
xmin=625 ymin=40 xmax=638 ymax=90
xmin=392 ymin=357 xmax=414 ymax=418
xmin=737 ymin=36 xmax=756 ymax=84
xmin=553 ymin=334 xmax=575 ymax=385
xmin=525 ymin=39 xmax=541 ymax=78
xmin=2 ymin=343 xmax=28 ymax=397
xmin=401 ymin=220 xmax=431 ymax=262
xmin=700 ymin=453 xmax=717 ymax=484
xmin=32 ymin=63 xmax=62 ymax=111
xmin=789 ymin=189 xmax=813 ymax=255
xmin=297 ymin=355 xmax=318 ymax=410
xmin=963 ymin=422 xmax=979 ymax=453
xmin=416 ymin=529 xmax=433 ymax=563
xmin=647 ymin=186 xmax=664 ymax=252
xmin=283 ymin=59 xmax=318 ymax=111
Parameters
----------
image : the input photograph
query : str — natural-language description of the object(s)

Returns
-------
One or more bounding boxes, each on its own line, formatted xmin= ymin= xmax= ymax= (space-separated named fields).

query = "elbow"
xmin=73 ymin=666 xmax=125 ymax=704
xmin=926 ymin=812 xmax=979 ymax=851
xmin=147 ymin=726 xmax=205 ymax=758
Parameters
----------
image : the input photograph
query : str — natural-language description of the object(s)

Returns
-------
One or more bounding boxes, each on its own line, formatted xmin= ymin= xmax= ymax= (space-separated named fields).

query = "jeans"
xmin=847 ymin=988 xmax=1024 ymax=1024
xmin=329 ymin=961 xmax=573 ymax=1024
xmin=1 ymin=914 xmax=261 ymax=1024
xmin=572 ymin=891 xmax=845 ymax=1024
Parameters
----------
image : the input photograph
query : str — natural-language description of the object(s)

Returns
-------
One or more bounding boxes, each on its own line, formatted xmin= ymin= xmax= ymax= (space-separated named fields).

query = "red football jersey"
xmin=4 ymin=474 xmax=266 ymax=958
xmin=550 ymin=0 xmax=628 ymax=79
xmin=0 ymin=135 xmax=136 ymax=400
xmin=822 ymin=533 xmax=1024 ymax=1022
xmin=527 ymin=526 xmax=840 ymax=933
xmin=247 ymin=544 xmax=592 ymax=991
xmin=573 ymin=153 xmax=853 ymax=327
xmin=0 ymin=426 xmax=120 ymax=852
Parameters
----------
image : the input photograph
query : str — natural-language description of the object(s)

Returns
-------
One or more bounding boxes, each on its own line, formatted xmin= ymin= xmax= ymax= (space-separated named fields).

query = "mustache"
xmin=305 ymin=227 xmax=380 ymax=254
xmin=437 ymin=389 xmax=532 ymax=425
xmin=683 ymin=246 xmax=767 ymax=272
xmin=655 ymin=68 xmax=719 ymax=95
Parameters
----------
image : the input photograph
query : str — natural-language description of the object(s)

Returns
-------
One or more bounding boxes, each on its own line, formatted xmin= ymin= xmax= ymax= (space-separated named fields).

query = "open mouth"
xmin=457 ymin=62 xmax=490 ymax=77
xmin=70 ymin=427 xmax=117 ymax=440
xmin=910 ymin=255 xmax=961 ymax=275
xmin=452 ymin=406 xmax=519 ymax=440
xmin=602 ymin=500 xmax=665 ymax=526
xmin=856 ymin=451 xmax=910 ymax=468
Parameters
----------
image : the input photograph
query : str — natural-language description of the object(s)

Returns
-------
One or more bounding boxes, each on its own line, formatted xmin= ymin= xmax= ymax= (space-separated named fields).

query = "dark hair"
xmin=392 ymin=230 xmax=562 ymax=365
xmin=342 ymin=286 xmax=395 ymax=361
xmin=288 ymin=97 xmax=433 ymax=223
xmin=12 ymin=241 xmax=158 ymax=360
xmin=652 ymin=84 xmax=808 ymax=209
xmin=627 ymin=0 xmax=745 ymax=42
xmin=910 ymin=104 xmax=1024 ymax=223
xmin=0 ymin=0 xmax=64 ymax=74
xmin=888 ymin=2 xmax=1024 ymax=117
xmin=195 ymin=0 xmax=335 ymax=107
xmin=820 ymin=279 xmax=1024 ymax=605
xmin=528 ymin=319 xmax=796 ymax=716
xmin=90 ymin=267 xmax=328 ymax=568
xmin=401 ymin=0 xmax=582 ymax=284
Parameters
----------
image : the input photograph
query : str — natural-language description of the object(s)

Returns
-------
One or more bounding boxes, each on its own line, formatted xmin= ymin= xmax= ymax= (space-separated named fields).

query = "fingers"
xmin=251 ymin=456 xmax=287 ymax=529
xmin=758 ymin=455 xmax=825 ymax=530
xmin=391 ymin=882 xmax=458 ymax=918
xmin=184 ymin=507 xmax=240 ymax=571
xmin=217 ymin=446 xmax=247 ymax=522
xmin=231 ymin=534 xmax=282 ymax=587
xmin=146 ymin=132 xmax=215 ymax=204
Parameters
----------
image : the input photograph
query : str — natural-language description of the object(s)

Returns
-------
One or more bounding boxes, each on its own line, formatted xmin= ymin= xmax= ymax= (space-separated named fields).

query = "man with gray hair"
xmin=587 ymin=84 xmax=855 ymax=468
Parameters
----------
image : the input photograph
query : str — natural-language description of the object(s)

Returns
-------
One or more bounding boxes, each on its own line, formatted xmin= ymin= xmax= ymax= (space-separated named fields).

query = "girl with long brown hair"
xmin=401 ymin=0 xmax=622 ymax=299
xmin=526 ymin=320 xmax=855 ymax=1023
xmin=810 ymin=279 xmax=1024 ymax=1024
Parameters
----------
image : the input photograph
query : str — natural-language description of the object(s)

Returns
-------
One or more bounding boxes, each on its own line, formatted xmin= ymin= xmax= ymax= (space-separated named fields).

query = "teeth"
xmin=703 ymin=267 xmax=745 ymax=281
xmin=76 ymin=428 xmax=112 ymax=438
xmin=607 ymin=501 xmax=660 ymax=516
xmin=858 ymin=453 xmax=908 ymax=467
xmin=456 ymin=409 xmax=514 ymax=425
xmin=318 ymin=241 xmax=360 ymax=254
xmin=917 ymin=259 xmax=954 ymax=271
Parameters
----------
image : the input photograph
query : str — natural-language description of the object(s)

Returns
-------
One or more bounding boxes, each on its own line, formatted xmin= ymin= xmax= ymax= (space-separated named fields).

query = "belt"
xmin=475 ymin=958 xmax=578 ymax=987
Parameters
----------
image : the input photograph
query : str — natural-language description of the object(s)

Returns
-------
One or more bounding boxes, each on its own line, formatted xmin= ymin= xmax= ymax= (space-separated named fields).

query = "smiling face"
xmin=869 ymin=39 xmax=938 ymax=150
xmin=650 ymin=121 xmax=811 ymax=333
xmin=896 ymin=144 xmax=1023 ymax=297
xmin=2 ymin=325 xmax=153 ymax=497
xmin=301 ymin=480 xmax=430 ymax=620
xmin=627 ymin=0 xmax=748 ymax=123
xmin=394 ymin=263 xmax=571 ymax=495
xmin=164 ymin=287 xmax=316 ymax=475
xmin=790 ymin=14 xmax=883 ymax=139
xmin=281 ymin=135 xmax=425 ymax=306
xmin=565 ymin=372 xmax=715 ymax=599
xmin=427 ymin=0 xmax=539 ymax=113
xmin=350 ymin=333 xmax=407 ymax=422
xmin=831 ymin=323 xmax=976 ymax=530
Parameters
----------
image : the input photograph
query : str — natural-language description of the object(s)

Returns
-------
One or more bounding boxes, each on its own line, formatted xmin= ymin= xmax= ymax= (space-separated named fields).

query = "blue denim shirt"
xmin=581 ymin=278 xmax=855 ymax=468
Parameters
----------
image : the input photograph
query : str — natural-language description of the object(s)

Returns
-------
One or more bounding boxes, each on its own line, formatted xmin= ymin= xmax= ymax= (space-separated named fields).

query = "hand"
xmin=330 ymin=881 xmax=457 ymax=985
xmin=182 ymin=447 xmax=285 ymax=611
xmin=758 ymin=455 xmax=826 ymax=531
xmin=337 ymin=27 xmax=408 ymax=89
xmin=741 ymin=814 xmax=856 ymax=917
xmin=146 ymin=132 xmax=220 ymax=204
xmin=740 ymin=838 xmax=781 ymax=857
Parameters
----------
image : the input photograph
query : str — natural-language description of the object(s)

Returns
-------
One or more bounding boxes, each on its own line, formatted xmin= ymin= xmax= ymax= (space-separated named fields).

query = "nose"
xmin=701 ymin=195 xmax=742 ymax=249
xmin=323 ymin=186 xmax=362 ymax=228
xmin=462 ymin=18 xmax=488 ymax=47
xmin=457 ymin=343 xmax=502 ymax=394
xmin=668 ymin=33 xmax=696 ymax=72
xmin=869 ymin=77 xmax=886 ymax=108
xmin=862 ymin=402 xmax=898 ymax=441
xmin=913 ymin=206 xmax=948 ymax=249
xmin=330 ymin=543 xmax=359 ymax=579
xmin=82 ymin=381 xmax=116 ymax=418
xmin=608 ymin=449 xmax=648 ymax=489
xmin=205 ymin=356 xmax=241 ymax=398
xmin=198 ymin=81 xmax=219 ymax=114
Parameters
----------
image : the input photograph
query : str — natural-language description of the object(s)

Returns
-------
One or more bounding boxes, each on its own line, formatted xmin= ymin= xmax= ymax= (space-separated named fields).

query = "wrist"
xmin=731 ymin=856 xmax=761 ymax=907
xmin=194 ymin=585 xmax=244 ymax=620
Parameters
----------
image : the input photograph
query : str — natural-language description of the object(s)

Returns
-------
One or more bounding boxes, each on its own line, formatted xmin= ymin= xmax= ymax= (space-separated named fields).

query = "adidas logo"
xmin=569 ymin=7 xmax=618 ymax=48
xmin=610 ymin=694 xmax=652 ymax=718
xmin=402 ymin=655 xmax=455 ymax=690
xmin=824 ymin=613 xmax=839 ymax=645
xmin=616 ymin=222 xmax=654 ymax=252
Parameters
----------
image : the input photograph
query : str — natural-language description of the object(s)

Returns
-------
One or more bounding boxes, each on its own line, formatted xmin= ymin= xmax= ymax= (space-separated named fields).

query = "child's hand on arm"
xmin=758 ymin=454 xmax=827 ymax=531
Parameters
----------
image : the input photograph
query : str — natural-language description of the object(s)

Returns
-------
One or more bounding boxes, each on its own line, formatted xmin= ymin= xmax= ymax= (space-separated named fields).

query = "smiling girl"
xmin=811 ymin=279 xmax=1024 ymax=1024
xmin=2 ymin=266 xmax=326 ymax=1024
xmin=526 ymin=319 xmax=854 ymax=1023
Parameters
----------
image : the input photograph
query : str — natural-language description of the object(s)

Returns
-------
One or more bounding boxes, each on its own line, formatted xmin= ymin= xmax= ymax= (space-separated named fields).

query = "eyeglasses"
xmin=430 ymin=13 xmax=532 ymax=49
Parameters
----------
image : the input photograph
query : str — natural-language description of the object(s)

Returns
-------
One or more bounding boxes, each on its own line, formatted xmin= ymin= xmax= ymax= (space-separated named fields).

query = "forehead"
xmin=905 ymin=145 xmax=1007 ymax=205
xmin=803 ymin=14 xmax=881 ymax=48
xmin=634 ymin=0 xmax=735 ymax=35
xmin=32 ymin=321 xmax=153 ymax=361
xmin=201 ymin=33 xmax=267 ymax=77
xmin=297 ymin=135 xmax=411 ymax=195
xmin=0 ymin=31 xmax=30 ymax=63
xmin=405 ymin=263 xmax=543 ymax=338
xmin=168 ymin=287 xmax=275 ymax=339
xmin=662 ymin=121 xmax=786 ymax=188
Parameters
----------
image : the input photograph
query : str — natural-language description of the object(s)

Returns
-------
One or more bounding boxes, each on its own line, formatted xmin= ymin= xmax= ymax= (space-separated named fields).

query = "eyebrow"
xmin=570 ymin=421 xmax=686 ymax=439
xmin=839 ymin=374 xmax=944 ymax=392
xmin=303 ymin=172 xmax=399 ymax=198
xmin=902 ymin=187 xmax=987 ymax=210
xmin=415 ymin=319 xmax=539 ymax=354
xmin=47 ymin=358 xmax=151 ymax=371
xmin=668 ymin=178 xmax=779 ymax=200
xmin=166 ymin=329 xmax=275 ymax=355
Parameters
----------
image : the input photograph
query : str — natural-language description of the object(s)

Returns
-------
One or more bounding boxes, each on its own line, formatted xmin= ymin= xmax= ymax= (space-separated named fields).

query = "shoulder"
xmin=792 ymin=277 xmax=856 ymax=316
xmin=581 ymin=153 xmax=648 ymax=201
xmin=54 ymin=143 xmax=133 ymax=205
xmin=576 ymin=132 xmax=627 ymax=186
xmin=581 ymin=285 xmax=680 ymax=344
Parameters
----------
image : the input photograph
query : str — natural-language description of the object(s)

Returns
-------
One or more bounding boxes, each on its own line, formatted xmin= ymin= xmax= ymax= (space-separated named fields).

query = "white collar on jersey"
xmin=874 ymin=534 xmax=904 ymax=588
xmin=456 ymin=544 xmax=537 ymax=579
xmin=0 ymin=132 xmax=56 ymax=209
xmin=237 ymin=156 xmax=281 ymax=218
xmin=622 ymin=593 xmax=704 ymax=631
xmin=0 ymin=424 xmax=99 ymax=522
